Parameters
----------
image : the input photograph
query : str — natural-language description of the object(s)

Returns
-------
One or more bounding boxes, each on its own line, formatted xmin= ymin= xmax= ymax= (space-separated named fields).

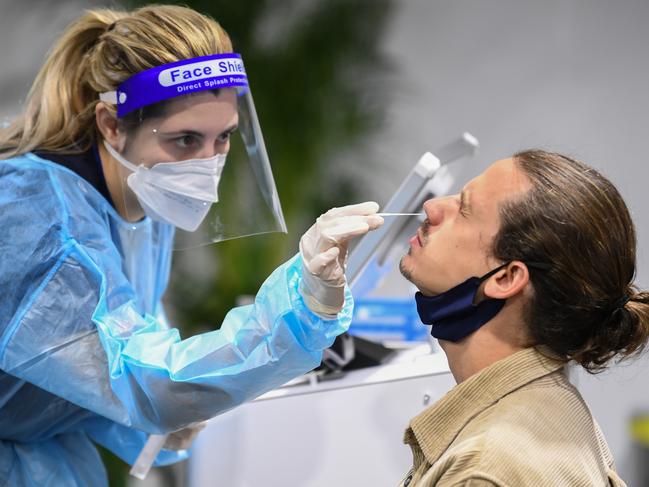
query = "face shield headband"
xmin=100 ymin=53 xmax=249 ymax=117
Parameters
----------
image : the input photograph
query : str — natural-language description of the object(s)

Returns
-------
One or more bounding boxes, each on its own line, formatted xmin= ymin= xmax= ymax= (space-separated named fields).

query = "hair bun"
xmin=609 ymin=294 xmax=631 ymax=318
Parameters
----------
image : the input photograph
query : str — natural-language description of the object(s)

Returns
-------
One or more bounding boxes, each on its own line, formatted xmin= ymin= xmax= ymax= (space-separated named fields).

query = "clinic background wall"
xmin=0 ymin=1 xmax=107 ymax=118
xmin=344 ymin=1 xmax=649 ymax=485
xmin=2 ymin=1 xmax=649 ymax=485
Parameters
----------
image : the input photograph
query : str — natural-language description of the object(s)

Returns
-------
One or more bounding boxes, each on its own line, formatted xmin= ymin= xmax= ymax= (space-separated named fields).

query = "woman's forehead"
xmin=154 ymin=89 xmax=238 ymax=131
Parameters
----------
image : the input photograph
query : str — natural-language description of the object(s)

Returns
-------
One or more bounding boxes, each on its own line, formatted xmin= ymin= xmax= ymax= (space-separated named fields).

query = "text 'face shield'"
xmin=101 ymin=53 xmax=286 ymax=249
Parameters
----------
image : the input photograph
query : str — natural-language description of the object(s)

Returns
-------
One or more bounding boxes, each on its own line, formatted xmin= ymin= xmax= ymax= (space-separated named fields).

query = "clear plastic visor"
xmin=106 ymin=86 xmax=286 ymax=250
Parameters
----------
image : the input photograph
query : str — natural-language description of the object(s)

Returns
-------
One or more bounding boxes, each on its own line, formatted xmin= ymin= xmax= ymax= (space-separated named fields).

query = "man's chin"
xmin=399 ymin=258 xmax=429 ymax=294
xmin=399 ymin=256 xmax=413 ymax=282
xmin=399 ymin=255 xmax=438 ymax=296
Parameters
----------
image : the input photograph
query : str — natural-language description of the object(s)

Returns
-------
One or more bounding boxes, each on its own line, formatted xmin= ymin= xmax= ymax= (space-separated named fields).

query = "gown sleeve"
xmin=0 ymin=158 xmax=352 ymax=462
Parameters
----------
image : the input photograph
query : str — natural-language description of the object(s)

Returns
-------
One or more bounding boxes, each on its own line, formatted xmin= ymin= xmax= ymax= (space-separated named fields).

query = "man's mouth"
xmin=409 ymin=229 xmax=424 ymax=248
xmin=409 ymin=220 xmax=429 ymax=248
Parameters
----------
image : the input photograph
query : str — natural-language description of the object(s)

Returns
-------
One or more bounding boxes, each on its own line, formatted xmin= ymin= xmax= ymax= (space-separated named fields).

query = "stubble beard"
xmin=401 ymin=221 xmax=429 ymax=284
xmin=399 ymin=254 xmax=412 ymax=282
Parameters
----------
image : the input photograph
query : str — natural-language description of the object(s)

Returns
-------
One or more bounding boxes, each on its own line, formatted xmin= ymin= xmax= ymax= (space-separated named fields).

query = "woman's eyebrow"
xmin=157 ymin=129 xmax=204 ymax=137
xmin=220 ymin=123 xmax=238 ymax=134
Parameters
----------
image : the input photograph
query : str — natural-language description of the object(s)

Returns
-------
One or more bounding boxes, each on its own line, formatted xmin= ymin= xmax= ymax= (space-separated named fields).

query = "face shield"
xmin=100 ymin=53 xmax=286 ymax=249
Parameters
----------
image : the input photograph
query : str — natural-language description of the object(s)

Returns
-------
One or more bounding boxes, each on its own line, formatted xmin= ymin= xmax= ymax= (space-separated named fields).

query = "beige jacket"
xmin=399 ymin=348 xmax=626 ymax=486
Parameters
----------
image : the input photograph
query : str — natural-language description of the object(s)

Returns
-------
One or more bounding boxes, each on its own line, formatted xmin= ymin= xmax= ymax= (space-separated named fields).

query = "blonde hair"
xmin=0 ymin=5 xmax=232 ymax=158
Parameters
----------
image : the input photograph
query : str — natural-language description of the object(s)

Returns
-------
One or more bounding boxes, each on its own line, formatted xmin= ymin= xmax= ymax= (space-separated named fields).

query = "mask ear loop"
xmin=471 ymin=262 xmax=511 ymax=306
xmin=103 ymin=140 xmax=139 ymax=173
xmin=475 ymin=260 xmax=551 ymax=303
xmin=478 ymin=261 xmax=511 ymax=284
xmin=478 ymin=261 xmax=551 ymax=285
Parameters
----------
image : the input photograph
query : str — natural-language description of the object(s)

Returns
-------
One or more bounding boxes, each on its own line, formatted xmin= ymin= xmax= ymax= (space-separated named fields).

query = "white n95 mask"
xmin=104 ymin=140 xmax=227 ymax=232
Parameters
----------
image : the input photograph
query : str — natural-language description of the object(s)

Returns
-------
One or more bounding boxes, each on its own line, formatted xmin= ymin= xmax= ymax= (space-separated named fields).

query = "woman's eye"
xmin=217 ymin=127 xmax=237 ymax=143
xmin=175 ymin=135 xmax=199 ymax=149
xmin=217 ymin=131 xmax=232 ymax=143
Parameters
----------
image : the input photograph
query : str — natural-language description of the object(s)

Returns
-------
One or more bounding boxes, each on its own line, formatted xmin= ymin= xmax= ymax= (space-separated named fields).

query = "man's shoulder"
xmin=467 ymin=369 xmax=592 ymax=444
xmin=442 ymin=371 xmax=610 ymax=485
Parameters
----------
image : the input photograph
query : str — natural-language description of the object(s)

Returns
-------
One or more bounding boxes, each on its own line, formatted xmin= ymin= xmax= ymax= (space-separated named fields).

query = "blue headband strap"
xmin=102 ymin=53 xmax=248 ymax=117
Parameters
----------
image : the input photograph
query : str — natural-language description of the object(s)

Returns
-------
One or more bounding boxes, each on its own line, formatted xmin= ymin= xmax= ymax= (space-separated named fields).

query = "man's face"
xmin=400 ymin=158 xmax=531 ymax=295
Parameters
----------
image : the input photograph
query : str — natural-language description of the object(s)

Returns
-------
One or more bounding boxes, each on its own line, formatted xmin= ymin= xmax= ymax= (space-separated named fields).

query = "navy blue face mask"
xmin=415 ymin=263 xmax=508 ymax=342
xmin=415 ymin=261 xmax=550 ymax=343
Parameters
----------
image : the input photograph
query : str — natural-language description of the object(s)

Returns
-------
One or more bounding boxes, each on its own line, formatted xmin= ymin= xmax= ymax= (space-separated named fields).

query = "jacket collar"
xmin=404 ymin=347 xmax=564 ymax=465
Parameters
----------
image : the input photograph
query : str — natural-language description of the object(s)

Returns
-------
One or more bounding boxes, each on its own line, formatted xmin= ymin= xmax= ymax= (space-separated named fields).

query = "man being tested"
xmin=398 ymin=150 xmax=649 ymax=486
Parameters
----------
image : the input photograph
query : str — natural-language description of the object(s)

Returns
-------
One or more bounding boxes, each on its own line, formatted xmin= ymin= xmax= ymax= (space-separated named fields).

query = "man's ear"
xmin=95 ymin=102 xmax=121 ymax=148
xmin=483 ymin=261 xmax=530 ymax=299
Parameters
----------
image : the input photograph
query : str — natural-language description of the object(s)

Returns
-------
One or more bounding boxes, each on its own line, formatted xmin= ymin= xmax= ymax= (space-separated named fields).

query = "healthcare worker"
xmin=0 ymin=5 xmax=383 ymax=486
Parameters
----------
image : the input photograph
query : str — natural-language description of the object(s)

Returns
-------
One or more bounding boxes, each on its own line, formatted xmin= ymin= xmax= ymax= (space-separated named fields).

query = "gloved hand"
xmin=162 ymin=421 xmax=208 ymax=451
xmin=299 ymin=202 xmax=384 ymax=317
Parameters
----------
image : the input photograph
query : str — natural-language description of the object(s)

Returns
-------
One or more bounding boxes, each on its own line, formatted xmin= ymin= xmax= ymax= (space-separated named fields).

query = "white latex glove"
xmin=162 ymin=422 xmax=208 ymax=451
xmin=299 ymin=201 xmax=384 ymax=317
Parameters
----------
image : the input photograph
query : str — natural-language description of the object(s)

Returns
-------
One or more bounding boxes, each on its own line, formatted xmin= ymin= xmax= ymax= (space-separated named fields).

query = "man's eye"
xmin=458 ymin=199 xmax=468 ymax=217
xmin=457 ymin=191 xmax=471 ymax=218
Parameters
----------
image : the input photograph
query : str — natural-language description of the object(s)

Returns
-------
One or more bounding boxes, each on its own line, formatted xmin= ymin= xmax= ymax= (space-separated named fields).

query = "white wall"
xmin=0 ymin=1 xmax=106 ymax=117
xmin=350 ymin=1 xmax=649 ymax=485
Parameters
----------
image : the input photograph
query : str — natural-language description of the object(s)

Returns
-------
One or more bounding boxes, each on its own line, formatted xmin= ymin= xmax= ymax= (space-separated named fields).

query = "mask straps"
xmin=478 ymin=260 xmax=552 ymax=284
xmin=478 ymin=262 xmax=511 ymax=284
xmin=103 ymin=140 xmax=139 ymax=173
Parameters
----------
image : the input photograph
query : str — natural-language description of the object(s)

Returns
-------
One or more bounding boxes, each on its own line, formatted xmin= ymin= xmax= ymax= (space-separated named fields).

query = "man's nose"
xmin=423 ymin=196 xmax=455 ymax=226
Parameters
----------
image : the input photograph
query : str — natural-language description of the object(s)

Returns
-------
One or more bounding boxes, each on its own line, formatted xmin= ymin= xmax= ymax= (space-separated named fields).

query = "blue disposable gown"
xmin=0 ymin=153 xmax=352 ymax=486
